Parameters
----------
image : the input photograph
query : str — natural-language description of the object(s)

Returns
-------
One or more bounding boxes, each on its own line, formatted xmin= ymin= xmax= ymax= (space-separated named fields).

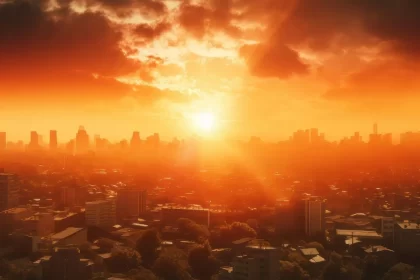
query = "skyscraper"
xmin=373 ymin=123 xmax=378 ymax=135
xmin=0 ymin=173 xmax=20 ymax=212
xmin=303 ymin=197 xmax=326 ymax=237
xmin=29 ymin=131 xmax=39 ymax=150
xmin=130 ymin=131 xmax=141 ymax=151
xmin=50 ymin=130 xmax=58 ymax=150
xmin=0 ymin=132 xmax=6 ymax=151
xmin=117 ymin=189 xmax=147 ymax=220
xmin=75 ymin=126 xmax=89 ymax=154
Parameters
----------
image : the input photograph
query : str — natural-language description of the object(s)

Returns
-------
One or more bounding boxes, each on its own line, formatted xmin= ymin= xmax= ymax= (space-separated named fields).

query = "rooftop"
xmin=396 ymin=222 xmax=420 ymax=230
xmin=300 ymin=248 xmax=320 ymax=256
xmin=336 ymin=229 xmax=382 ymax=239
xmin=246 ymin=245 xmax=277 ymax=250
xmin=364 ymin=246 xmax=394 ymax=253
xmin=309 ymin=255 xmax=326 ymax=263
xmin=51 ymin=227 xmax=84 ymax=240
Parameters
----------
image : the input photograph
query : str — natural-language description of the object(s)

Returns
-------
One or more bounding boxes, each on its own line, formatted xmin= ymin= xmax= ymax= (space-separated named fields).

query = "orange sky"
xmin=1 ymin=0 xmax=420 ymax=142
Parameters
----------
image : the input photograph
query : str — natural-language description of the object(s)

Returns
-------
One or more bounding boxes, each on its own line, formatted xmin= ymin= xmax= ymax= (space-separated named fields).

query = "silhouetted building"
xmin=146 ymin=133 xmax=160 ymax=147
xmin=0 ymin=132 xmax=6 ymax=150
xmin=0 ymin=173 xmax=20 ymax=212
xmin=394 ymin=222 xmax=420 ymax=256
xmin=29 ymin=131 xmax=39 ymax=150
xmin=50 ymin=130 xmax=58 ymax=150
xmin=310 ymin=128 xmax=319 ymax=144
xmin=130 ymin=131 xmax=141 ymax=151
xmin=117 ymin=189 xmax=147 ymax=220
xmin=75 ymin=126 xmax=89 ymax=154
xmin=66 ymin=140 xmax=75 ymax=155
xmin=374 ymin=123 xmax=378 ymax=135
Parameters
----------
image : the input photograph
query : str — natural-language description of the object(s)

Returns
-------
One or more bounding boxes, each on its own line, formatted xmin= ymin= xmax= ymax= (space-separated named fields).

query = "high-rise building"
xmin=0 ymin=132 xmax=6 ymax=151
xmin=303 ymin=197 xmax=326 ymax=237
xmin=130 ymin=131 xmax=141 ymax=151
xmin=50 ymin=130 xmax=58 ymax=150
xmin=29 ymin=131 xmax=39 ymax=150
xmin=117 ymin=189 xmax=147 ymax=220
xmin=373 ymin=123 xmax=378 ymax=135
xmin=85 ymin=199 xmax=116 ymax=227
xmin=75 ymin=126 xmax=89 ymax=154
xmin=0 ymin=173 xmax=20 ymax=212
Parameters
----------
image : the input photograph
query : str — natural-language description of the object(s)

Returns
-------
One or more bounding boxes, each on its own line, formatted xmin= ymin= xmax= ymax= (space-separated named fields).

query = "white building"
xmin=85 ymin=199 xmax=116 ymax=227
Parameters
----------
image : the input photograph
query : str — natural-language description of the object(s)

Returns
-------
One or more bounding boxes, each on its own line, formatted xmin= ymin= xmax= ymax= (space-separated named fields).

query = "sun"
xmin=192 ymin=112 xmax=216 ymax=133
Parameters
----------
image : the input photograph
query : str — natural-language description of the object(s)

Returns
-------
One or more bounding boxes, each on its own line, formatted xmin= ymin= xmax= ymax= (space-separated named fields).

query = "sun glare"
xmin=193 ymin=112 xmax=216 ymax=133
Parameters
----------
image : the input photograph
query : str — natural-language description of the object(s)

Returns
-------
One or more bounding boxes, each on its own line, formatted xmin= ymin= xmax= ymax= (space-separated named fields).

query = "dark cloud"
xmin=133 ymin=21 xmax=171 ymax=42
xmin=0 ymin=0 xmax=189 ymax=105
xmin=93 ymin=0 xmax=167 ymax=17
xmin=178 ymin=0 xmax=240 ymax=38
xmin=240 ymin=43 xmax=309 ymax=79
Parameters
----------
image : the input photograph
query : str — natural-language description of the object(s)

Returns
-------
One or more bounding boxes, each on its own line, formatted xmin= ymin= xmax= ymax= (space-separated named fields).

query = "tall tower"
xmin=373 ymin=123 xmax=378 ymax=135
xmin=29 ymin=131 xmax=39 ymax=150
xmin=50 ymin=130 xmax=58 ymax=150
xmin=130 ymin=131 xmax=141 ymax=151
xmin=75 ymin=126 xmax=89 ymax=155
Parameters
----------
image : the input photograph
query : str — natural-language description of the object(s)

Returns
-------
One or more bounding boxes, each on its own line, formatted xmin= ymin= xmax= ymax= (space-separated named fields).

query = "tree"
xmin=217 ymin=222 xmax=257 ymax=246
xmin=188 ymin=245 xmax=220 ymax=280
xmin=136 ymin=229 xmax=161 ymax=268
xmin=153 ymin=256 xmax=192 ymax=280
xmin=108 ymin=247 xmax=142 ymax=273
xmin=177 ymin=218 xmax=210 ymax=243
xmin=383 ymin=263 xmax=414 ymax=280
xmin=278 ymin=261 xmax=310 ymax=280
xmin=321 ymin=252 xmax=347 ymax=280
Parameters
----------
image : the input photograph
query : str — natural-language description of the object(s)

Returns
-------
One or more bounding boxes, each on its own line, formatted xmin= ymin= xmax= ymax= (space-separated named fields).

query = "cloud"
xmin=240 ymin=43 xmax=309 ymax=79
xmin=92 ymin=0 xmax=167 ymax=17
xmin=178 ymin=0 xmax=240 ymax=38
xmin=133 ymin=21 xmax=171 ymax=42
xmin=325 ymin=59 xmax=420 ymax=100
xmin=0 ymin=0 xmax=191 ymax=106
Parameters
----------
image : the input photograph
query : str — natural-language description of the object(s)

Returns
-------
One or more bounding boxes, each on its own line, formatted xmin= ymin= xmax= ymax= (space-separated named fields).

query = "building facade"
xmin=0 ymin=173 xmax=20 ymax=212
xmin=85 ymin=199 xmax=116 ymax=227
xmin=117 ymin=189 xmax=147 ymax=220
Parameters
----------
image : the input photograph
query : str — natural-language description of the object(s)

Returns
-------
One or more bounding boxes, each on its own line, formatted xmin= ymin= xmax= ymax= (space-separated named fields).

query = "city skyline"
xmin=0 ymin=122 xmax=414 ymax=145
